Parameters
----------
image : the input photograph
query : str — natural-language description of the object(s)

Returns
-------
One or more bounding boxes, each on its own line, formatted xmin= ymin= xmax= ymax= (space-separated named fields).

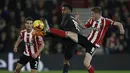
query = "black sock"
xmin=63 ymin=64 xmax=69 ymax=73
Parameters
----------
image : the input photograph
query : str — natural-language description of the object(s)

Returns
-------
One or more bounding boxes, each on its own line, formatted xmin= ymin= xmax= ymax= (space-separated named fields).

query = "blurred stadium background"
xmin=0 ymin=0 xmax=130 ymax=73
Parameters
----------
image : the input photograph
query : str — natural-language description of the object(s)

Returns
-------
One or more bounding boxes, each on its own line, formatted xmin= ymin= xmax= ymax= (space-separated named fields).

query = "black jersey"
xmin=60 ymin=13 xmax=79 ymax=33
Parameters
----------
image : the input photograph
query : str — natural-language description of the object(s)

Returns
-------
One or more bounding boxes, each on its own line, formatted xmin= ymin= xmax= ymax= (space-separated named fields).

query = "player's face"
xmin=25 ymin=20 xmax=33 ymax=30
xmin=62 ymin=7 xmax=70 ymax=15
xmin=91 ymin=11 xmax=99 ymax=20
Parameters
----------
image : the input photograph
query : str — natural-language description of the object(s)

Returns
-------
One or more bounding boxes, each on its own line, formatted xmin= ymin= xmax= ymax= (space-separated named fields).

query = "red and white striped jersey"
xmin=19 ymin=29 xmax=44 ymax=56
xmin=85 ymin=17 xmax=114 ymax=47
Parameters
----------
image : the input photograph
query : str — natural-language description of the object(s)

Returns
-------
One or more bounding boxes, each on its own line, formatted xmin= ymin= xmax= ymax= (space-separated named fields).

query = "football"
xmin=33 ymin=20 xmax=45 ymax=31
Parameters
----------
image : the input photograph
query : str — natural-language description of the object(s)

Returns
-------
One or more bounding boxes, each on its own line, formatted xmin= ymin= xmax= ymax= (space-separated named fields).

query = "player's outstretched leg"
xmin=14 ymin=63 xmax=23 ymax=73
xmin=66 ymin=31 xmax=78 ymax=43
xmin=84 ymin=53 xmax=94 ymax=73
xmin=49 ymin=28 xmax=78 ymax=42
xmin=49 ymin=28 xmax=66 ymax=37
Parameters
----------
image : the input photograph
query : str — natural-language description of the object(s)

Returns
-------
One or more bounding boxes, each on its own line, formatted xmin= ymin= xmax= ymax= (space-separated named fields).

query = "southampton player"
xmin=13 ymin=17 xmax=44 ymax=73
xmin=45 ymin=7 xmax=125 ymax=73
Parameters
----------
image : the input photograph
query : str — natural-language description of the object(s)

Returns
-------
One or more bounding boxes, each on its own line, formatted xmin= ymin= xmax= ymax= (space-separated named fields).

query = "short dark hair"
xmin=25 ymin=17 xmax=33 ymax=23
xmin=91 ymin=7 xmax=102 ymax=14
xmin=63 ymin=4 xmax=73 ymax=12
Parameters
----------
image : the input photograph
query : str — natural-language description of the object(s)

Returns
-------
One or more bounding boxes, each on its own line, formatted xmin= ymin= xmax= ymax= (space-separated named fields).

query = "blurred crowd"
xmin=0 ymin=0 xmax=130 ymax=55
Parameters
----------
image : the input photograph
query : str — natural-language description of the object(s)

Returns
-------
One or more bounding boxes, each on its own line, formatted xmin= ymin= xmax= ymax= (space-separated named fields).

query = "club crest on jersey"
xmin=90 ymin=22 xmax=101 ymax=31
xmin=90 ymin=26 xmax=100 ymax=31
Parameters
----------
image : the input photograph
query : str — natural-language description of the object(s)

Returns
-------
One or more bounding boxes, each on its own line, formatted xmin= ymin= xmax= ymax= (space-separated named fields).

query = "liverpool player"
xmin=13 ymin=17 xmax=44 ymax=73
xmin=60 ymin=4 xmax=79 ymax=73
xmin=45 ymin=7 xmax=125 ymax=73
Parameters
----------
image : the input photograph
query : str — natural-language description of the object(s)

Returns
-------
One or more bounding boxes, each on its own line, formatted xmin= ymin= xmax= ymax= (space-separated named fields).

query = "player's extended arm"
xmin=76 ymin=19 xmax=86 ymax=28
xmin=113 ymin=22 xmax=125 ymax=35
xmin=74 ymin=13 xmax=86 ymax=28
xmin=13 ymin=36 xmax=23 ymax=52
xmin=36 ymin=41 xmax=44 ymax=56
xmin=32 ymin=38 xmax=44 ymax=59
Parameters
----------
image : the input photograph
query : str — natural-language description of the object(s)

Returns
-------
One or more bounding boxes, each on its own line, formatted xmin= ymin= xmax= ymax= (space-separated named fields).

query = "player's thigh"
xmin=77 ymin=33 xmax=96 ymax=55
xmin=86 ymin=47 xmax=96 ymax=56
xmin=17 ymin=54 xmax=30 ymax=66
xmin=30 ymin=58 xmax=39 ymax=69
xmin=66 ymin=31 xmax=78 ymax=43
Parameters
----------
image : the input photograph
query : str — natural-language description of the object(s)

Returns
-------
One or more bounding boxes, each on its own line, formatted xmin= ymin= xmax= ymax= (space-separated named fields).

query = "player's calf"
xmin=31 ymin=69 xmax=37 ymax=73
xmin=14 ymin=63 xmax=23 ymax=73
xmin=83 ymin=53 xmax=92 ymax=68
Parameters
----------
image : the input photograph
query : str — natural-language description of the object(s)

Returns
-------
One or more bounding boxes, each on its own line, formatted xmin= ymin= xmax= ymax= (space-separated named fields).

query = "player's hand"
xmin=74 ymin=12 xmax=80 ymax=21
xmin=13 ymin=47 xmax=17 ymax=52
xmin=32 ymin=54 xmax=38 ymax=59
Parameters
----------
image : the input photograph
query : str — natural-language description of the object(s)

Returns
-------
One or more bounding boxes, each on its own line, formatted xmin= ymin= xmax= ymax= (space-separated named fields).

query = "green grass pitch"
xmin=1 ymin=70 xmax=130 ymax=73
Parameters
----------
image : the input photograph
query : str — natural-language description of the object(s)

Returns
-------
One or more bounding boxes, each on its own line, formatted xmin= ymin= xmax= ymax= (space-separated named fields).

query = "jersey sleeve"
xmin=106 ymin=18 xmax=114 ymax=26
xmin=37 ymin=36 xmax=44 ymax=46
xmin=84 ymin=18 xmax=93 ymax=28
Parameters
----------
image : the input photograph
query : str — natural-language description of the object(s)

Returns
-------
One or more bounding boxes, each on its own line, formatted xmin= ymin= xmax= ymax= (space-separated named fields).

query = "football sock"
xmin=50 ymin=28 xmax=66 ymax=38
xmin=63 ymin=64 xmax=69 ymax=73
xmin=88 ymin=65 xmax=94 ymax=73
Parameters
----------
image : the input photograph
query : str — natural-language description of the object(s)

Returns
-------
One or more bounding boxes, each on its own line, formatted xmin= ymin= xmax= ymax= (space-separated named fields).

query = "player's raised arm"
xmin=113 ymin=22 xmax=125 ymax=35
xmin=36 ymin=38 xmax=44 ymax=56
xmin=76 ymin=19 xmax=86 ymax=28
xmin=74 ymin=12 xmax=93 ymax=29
xmin=13 ymin=35 xmax=23 ymax=52
xmin=74 ymin=12 xmax=86 ymax=28
xmin=32 ymin=36 xmax=44 ymax=59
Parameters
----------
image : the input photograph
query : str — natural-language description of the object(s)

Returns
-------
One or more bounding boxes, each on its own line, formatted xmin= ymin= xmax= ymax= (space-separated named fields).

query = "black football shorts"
xmin=17 ymin=54 xmax=39 ymax=69
xmin=77 ymin=34 xmax=96 ymax=56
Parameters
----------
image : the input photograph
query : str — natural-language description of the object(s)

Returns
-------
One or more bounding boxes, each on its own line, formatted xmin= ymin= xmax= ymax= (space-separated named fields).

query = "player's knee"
xmin=15 ymin=67 xmax=21 ymax=73
xmin=64 ymin=59 xmax=70 ymax=65
xmin=66 ymin=31 xmax=78 ymax=42
xmin=66 ymin=31 xmax=71 ymax=37
xmin=64 ymin=53 xmax=73 ymax=60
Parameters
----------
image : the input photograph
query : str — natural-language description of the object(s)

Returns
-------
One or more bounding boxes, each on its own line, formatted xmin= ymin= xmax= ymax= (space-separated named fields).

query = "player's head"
xmin=91 ymin=7 xmax=102 ymax=20
xmin=62 ymin=4 xmax=73 ymax=15
xmin=24 ymin=17 xmax=33 ymax=30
